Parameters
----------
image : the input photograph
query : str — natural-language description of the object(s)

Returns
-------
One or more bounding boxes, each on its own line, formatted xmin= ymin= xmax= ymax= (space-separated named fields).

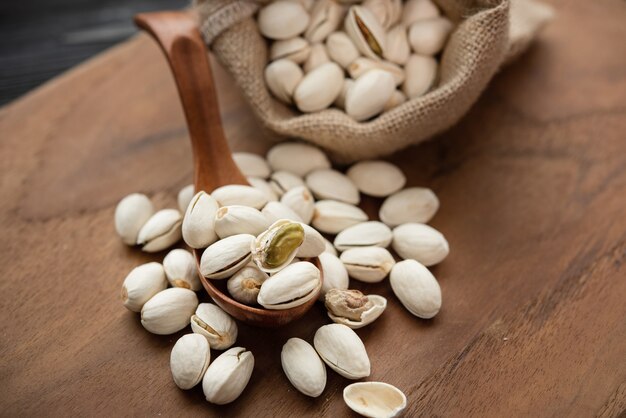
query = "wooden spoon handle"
xmin=134 ymin=11 xmax=247 ymax=192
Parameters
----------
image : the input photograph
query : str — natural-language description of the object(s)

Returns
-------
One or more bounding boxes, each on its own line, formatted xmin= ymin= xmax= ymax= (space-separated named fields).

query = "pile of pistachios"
xmin=258 ymin=0 xmax=454 ymax=121
xmin=116 ymin=141 xmax=448 ymax=415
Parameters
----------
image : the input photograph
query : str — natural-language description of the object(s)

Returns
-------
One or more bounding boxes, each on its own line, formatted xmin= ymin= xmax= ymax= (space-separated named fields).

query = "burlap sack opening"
xmin=194 ymin=0 xmax=553 ymax=162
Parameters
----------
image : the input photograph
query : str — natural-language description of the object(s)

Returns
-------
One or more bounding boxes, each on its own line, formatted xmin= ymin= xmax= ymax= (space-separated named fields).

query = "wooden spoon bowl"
xmin=135 ymin=11 xmax=323 ymax=327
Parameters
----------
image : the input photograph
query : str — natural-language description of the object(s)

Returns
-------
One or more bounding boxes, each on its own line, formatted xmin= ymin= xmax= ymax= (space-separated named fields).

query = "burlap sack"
xmin=194 ymin=0 xmax=553 ymax=162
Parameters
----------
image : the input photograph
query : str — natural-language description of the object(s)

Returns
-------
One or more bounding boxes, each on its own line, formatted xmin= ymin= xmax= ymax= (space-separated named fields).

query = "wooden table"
xmin=1 ymin=0 xmax=625 ymax=416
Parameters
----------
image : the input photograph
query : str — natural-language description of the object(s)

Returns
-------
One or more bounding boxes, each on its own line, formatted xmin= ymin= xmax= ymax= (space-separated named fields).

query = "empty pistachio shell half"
xmin=170 ymin=334 xmax=210 ymax=390
xmin=344 ymin=5 xmax=387 ymax=60
xmin=252 ymin=220 xmax=305 ymax=272
xmin=363 ymin=0 xmax=402 ymax=30
xmin=227 ymin=265 xmax=269 ymax=305
xmin=202 ymin=347 xmax=254 ymax=405
xmin=383 ymin=24 xmax=410 ymax=65
xmin=390 ymin=259 xmax=441 ymax=318
xmin=306 ymin=168 xmax=360 ymax=205
xmin=200 ymin=234 xmax=255 ymax=279
xmin=281 ymin=338 xmax=327 ymax=397
xmin=267 ymin=143 xmax=331 ymax=177
xmin=379 ymin=187 xmax=439 ymax=226
xmin=140 ymin=288 xmax=198 ymax=335
xmin=403 ymin=54 xmax=438 ymax=99
xmin=257 ymin=1 xmax=310 ymax=40
xmin=305 ymin=0 xmax=344 ymax=43
xmin=347 ymin=160 xmax=406 ymax=197
xmin=294 ymin=62 xmax=344 ymax=112
xmin=340 ymin=246 xmax=395 ymax=283
xmin=262 ymin=201 xmax=304 ymax=224
xmin=270 ymin=37 xmax=311 ymax=64
xmin=247 ymin=177 xmax=279 ymax=202
xmin=211 ymin=185 xmax=269 ymax=209
xmin=334 ymin=221 xmax=393 ymax=251
xmin=303 ymin=43 xmax=331 ymax=73
xmin=232 ymin=152 xmax=271 ymax=179
xmin=392 ymin=223 xmax=449 ymax=266
xmin=257 ymin=261 xmax=322 ymax=309
xmin=163 ymin=248 xmax=201 ymax=291
xmin=314 ymin=324 xmax=370 ymax=379
xmin=182 ymin=191 xmax=219 ymax=249
xmin=408 ymin=17 xmax=453 ymax=55
xmin=265 ymin=59 xmax=304 ymax=105
xmin=318 ymin=252 xmax=349 ymax=300
xmin=346 ymin=69 xmax=396 ymax=121
xmin=403 ymin=0 xmax=440 ymax=26
xmin=343 ymin=382 xmax=407 ymax=418
xmin=115 ymin=193 xmax=154 ymax=245
xmin=177 ymin=184 xmax=195 ymax=213
xmin=312 ymin=200 xmax=368 ymax=234
xmin=325 ymin=289 xmax=387 ymax=328
xmin=121 ymin=262 xmax=167 ymax=312
xmin=215 ymin=205 xmax=270 ymax=239
xmin=326 ymin=32 xmax=360 ymax=68
xmin=137 ymin=208 xmax=183 ymax=252
xmin=280 ymin=186 xmax=315 ymax=224
xmin=191 ymin=303 xmax=238 ymax=350
xmin=268 ymin=170 xmax=307 ymax=197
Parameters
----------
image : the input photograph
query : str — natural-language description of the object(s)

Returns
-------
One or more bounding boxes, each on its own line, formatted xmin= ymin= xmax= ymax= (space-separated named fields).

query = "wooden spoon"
xmin=134 ymin=11 xmax=323 ymax=327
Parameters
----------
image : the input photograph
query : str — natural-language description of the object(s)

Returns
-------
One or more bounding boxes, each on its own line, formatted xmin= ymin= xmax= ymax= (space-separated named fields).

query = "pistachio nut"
xmin=247 ymin=176 xmax=279 ymax=202
xmin=389 ymin=259 xmax=441 ymax=318
xmin=334 ymin=221 xmax=393 ymax=250
xmin=312 ymin=200 xmax=368 ymax=234
xmin=227 ymin=265 xmax=269 ymax=305
xmin=265 ymin=59 xmax=304 ymax=105
xmin=408 ymin=17 xmax=453 ymax=55
xmin=163 ymin=248 xmax=201 ymax=291
xmin=262 ymin=201 xmax=304 ymax=224
xmin=326 ymin=32 xmax=360 ymax=68
xmin=280 ymin=185 xmax=315 ymax=224
xmin=383 ymin=24 xmax=410 ymax=65
xmin=211 ymin=185 xmax=269 ymax=209
xmin=202 ymin=347 xmax=254 ymax=404
xmin=392 ymin=223 xmax=449 ymax=266
xmin=325 ymin=289 xmax=386 ymax=328
xmin=215 ymin=205 xmax=270 ymax=239
xmin=121 ymin=262 xmax=167 ymax=312
xmin=281 ymin=338 xmax=327 ymax=397
xmin=340 ymin=246 xmax=395 ymax=282
xmin=140 ymin=288 xmax=198 ymax=335
xmin=362 ymin=0 xmax=402 ymax=30
xmin=383 ymin=89 xmax=407 ymax=111
xmin=305 ymin=168 xmax=360 ymax=205
xmin=379 ymin=187 xmax=439 ymax=226
xmin=402 ymin=54 xmax=437 ymax=99
xmin=333 ymin=78 xmax=354 ymax=110
xmin=303 ymin=43 xmax=331 ymax=73
xmin=137 ymin=208 xmax=182 ymax=252
xmin=267 ymin=142 xmax=331 ymax=177
xmin=318 ymin=252 xmax=349 ymax=300
xmin=347 ymin=160 xmax=406 ymax=197
xmin=257 ymin=1 xmax=310 ymax=40
xmin=200 ymin=234 xmax=255 ymax=279
xmin=257 ymin=261 xmax=321 ymax=309
xmin=268 ymin=170 xmax=306 ymax=197
xmin=270 ymin=37 xmax=311 ymax=64
xmin=177 ymin=184 xmax=195 ymax=213
xmin=233 ymin=152 xmax=271 ymax=179
xmin=313 ymin=324 xmax=370 ymax=379
xmin=182 ymin=191 xmax=219 ymax=249
xmin=305 ymin=0 xmax=344 ymax=43
xmin=170 ymin=334 xmax=210 ymax=390
xmin=297 ymin=222 xmax=327 ymax=258
xmin=344 ymin=5 xmax=387 ymax=60
xmin=191 ymin=303 xmax=238 ymax=350
xmin=343 ymin=382 xmax=407 ymax=418
xmin=114 ymin=193 xmax=154 ymax=245
xmin=323 ymin=237 xmax=338 ymax=256
xmin=347 ymin=57 xmax=405 ymax=86
xmin=403 ymin=0 xmax=440 ymax=26
xmin=252 ymin=220 xmax=305 ymax=273
xmin=294 ymin=62 xmax=344 ymax=112
xmin=345 ymin=69 xmax=396 ymax=121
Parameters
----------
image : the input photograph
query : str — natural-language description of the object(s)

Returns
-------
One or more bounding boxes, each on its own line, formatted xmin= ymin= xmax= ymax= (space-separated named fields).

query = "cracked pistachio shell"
xmin=314 ymin=324 xmax=370 ymax=379
xmin=347 ymin=57 xmax=405 ymax=86
xmin=191 ymin=303 xmax=238 ymax=350
xmin=137 ymin=209 xmax=182 ymax=252
xmin=121 ymin=262 xmax=167 ymax=312
xmin=215 ymin=205 xmax=270 ymax=238
xmin=344 ymin=5 xmax=387 ymax=60
xmin=227 ymin=265 xmax=269 ymax=305
xmin=340 ymin=246 xmax=395 ymax=283
xmin=267 ymin=143 xmax=331 ymax=177
xmin=312 ymin=200 xmax=368 ymax=234
xmin=177 ymin=185 xmax=195 ymax=213
xmin=403 ymin=0 xmax=440 ymax=26
xmin=270 ymin=37 xmax=311 ymax=64
xmin=383 ymin=24 xmax=410 ymax=65
xmin=379 ymin=187 xmax=439 ymax=226
xmin=170 ymin=334 xmax=210 ymax=390
xmin=297 ymin=222 xmax=326 ymax=258
xmin=305 ymin=0 xmax=344 ymax=43
xmin=390 ymin=259 xmax=441 ymax=318
xmin=318 ymin=252 xmax=349 ymax=300
xmin=252 ymin=220 xmax=305 ymax=273
xmin=408 ymin=17 xmax=453 ymax=55
xmin=115 ymin=193 xmax=154 ymax=245
xmin=163 ymin=249 xmax=201 ymax=291
xmin=326 ymin=289 xmax=386 ymax=329
xmin=182 ymin=191 xmax=219 ymax=249
xmin=334 ymin=221 xmax=393 ymax=251
xmin=334 ymin=78 xmax=354 ymax=110
xmin=200 ymin=234 xmax=255 ymax=279
xmin=262 ymin=201 xmax=303 ymax=224
xmin=247 ymin=177 xmax=279 ymax=202
xmin=402 ymin=54 xmax=438 ymax=99
xmin=141 ymin=288 xmax=198 ymax=335
xmin=212 ymin=185 xmax=269 ymax=209
xmin=268 ymin=170 xmax=306 ymax=197
xmin=265 ymin=59 xmax=304 ymax=105
xmin=383 ymin=89 xmax=407 ymax=111
xmin=303 ymin=43 xmax=331 ymax=73
xmin=326 ymin=32 xmax=360 ymax=68
xmin=392 ymin=223 xmax=449 ymax=266
xmin=306 ymin=168 xmax=360 ymax=205
xmin=294 ymin=62 xmax=344 ymax=112
xmin=346 ymin=69 xmax=396 ymax=121
xmin=258 ymin=1 xmax=310 ymax=40
xmin=233 ymin=152 xmax=271 ymax=179
xmin=257 ymin=261 xmax=321 ymax=309
xmin=344 ymin=382 xmax=407 ymax=418
xmin=280 ymin=186 xmax=315 ymax=224
xmin=363 ymin=0 xmax=402 ymax=30
xmin=281 ymin=338 xmax=327 ymax=397
xmin=347 ymin=160 xmax=406 ymax=197
xmin=202 ymin=347 xmax=254 ymax=405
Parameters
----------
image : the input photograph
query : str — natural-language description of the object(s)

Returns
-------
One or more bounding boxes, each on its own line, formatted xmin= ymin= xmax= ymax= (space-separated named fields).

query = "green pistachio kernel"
xmin=265 ymin=223 xmax=305 ymax=268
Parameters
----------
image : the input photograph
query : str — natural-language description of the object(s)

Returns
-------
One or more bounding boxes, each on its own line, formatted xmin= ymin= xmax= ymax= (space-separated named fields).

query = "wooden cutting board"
xmin=1 ymin=0 xmax=625 ymax=416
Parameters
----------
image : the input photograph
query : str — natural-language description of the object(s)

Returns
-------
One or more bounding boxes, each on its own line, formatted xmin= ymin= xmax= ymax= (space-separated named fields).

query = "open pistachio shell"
xmin=343 ymin=382 xmax=407 ymax=418
xmin=257 ymin=261 xmax=322 ymax=309
xmin=344 ymin=5 xmax=387 ymax=60
xmin=252 ymin=220 xmax=305 ymax=273
xmin=200 ymin=234 xmax=255 ymax=279
xmin=326 ymin=290 xmax=387 ymax=329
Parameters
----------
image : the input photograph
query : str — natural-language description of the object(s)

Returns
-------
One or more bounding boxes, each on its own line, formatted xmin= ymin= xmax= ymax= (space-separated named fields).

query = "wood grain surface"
xmin=1 ymin=0 xmax=625 ymax=416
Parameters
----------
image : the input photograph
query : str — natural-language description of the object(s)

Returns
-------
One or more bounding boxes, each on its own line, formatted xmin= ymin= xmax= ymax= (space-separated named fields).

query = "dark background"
xmin=0 ymin=0 xmax=184 ymax=105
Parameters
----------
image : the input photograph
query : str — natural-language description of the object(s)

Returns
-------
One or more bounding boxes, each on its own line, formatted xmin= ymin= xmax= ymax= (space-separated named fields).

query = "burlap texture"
xmin=194 ymin=0 xmax=553 ymax=162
